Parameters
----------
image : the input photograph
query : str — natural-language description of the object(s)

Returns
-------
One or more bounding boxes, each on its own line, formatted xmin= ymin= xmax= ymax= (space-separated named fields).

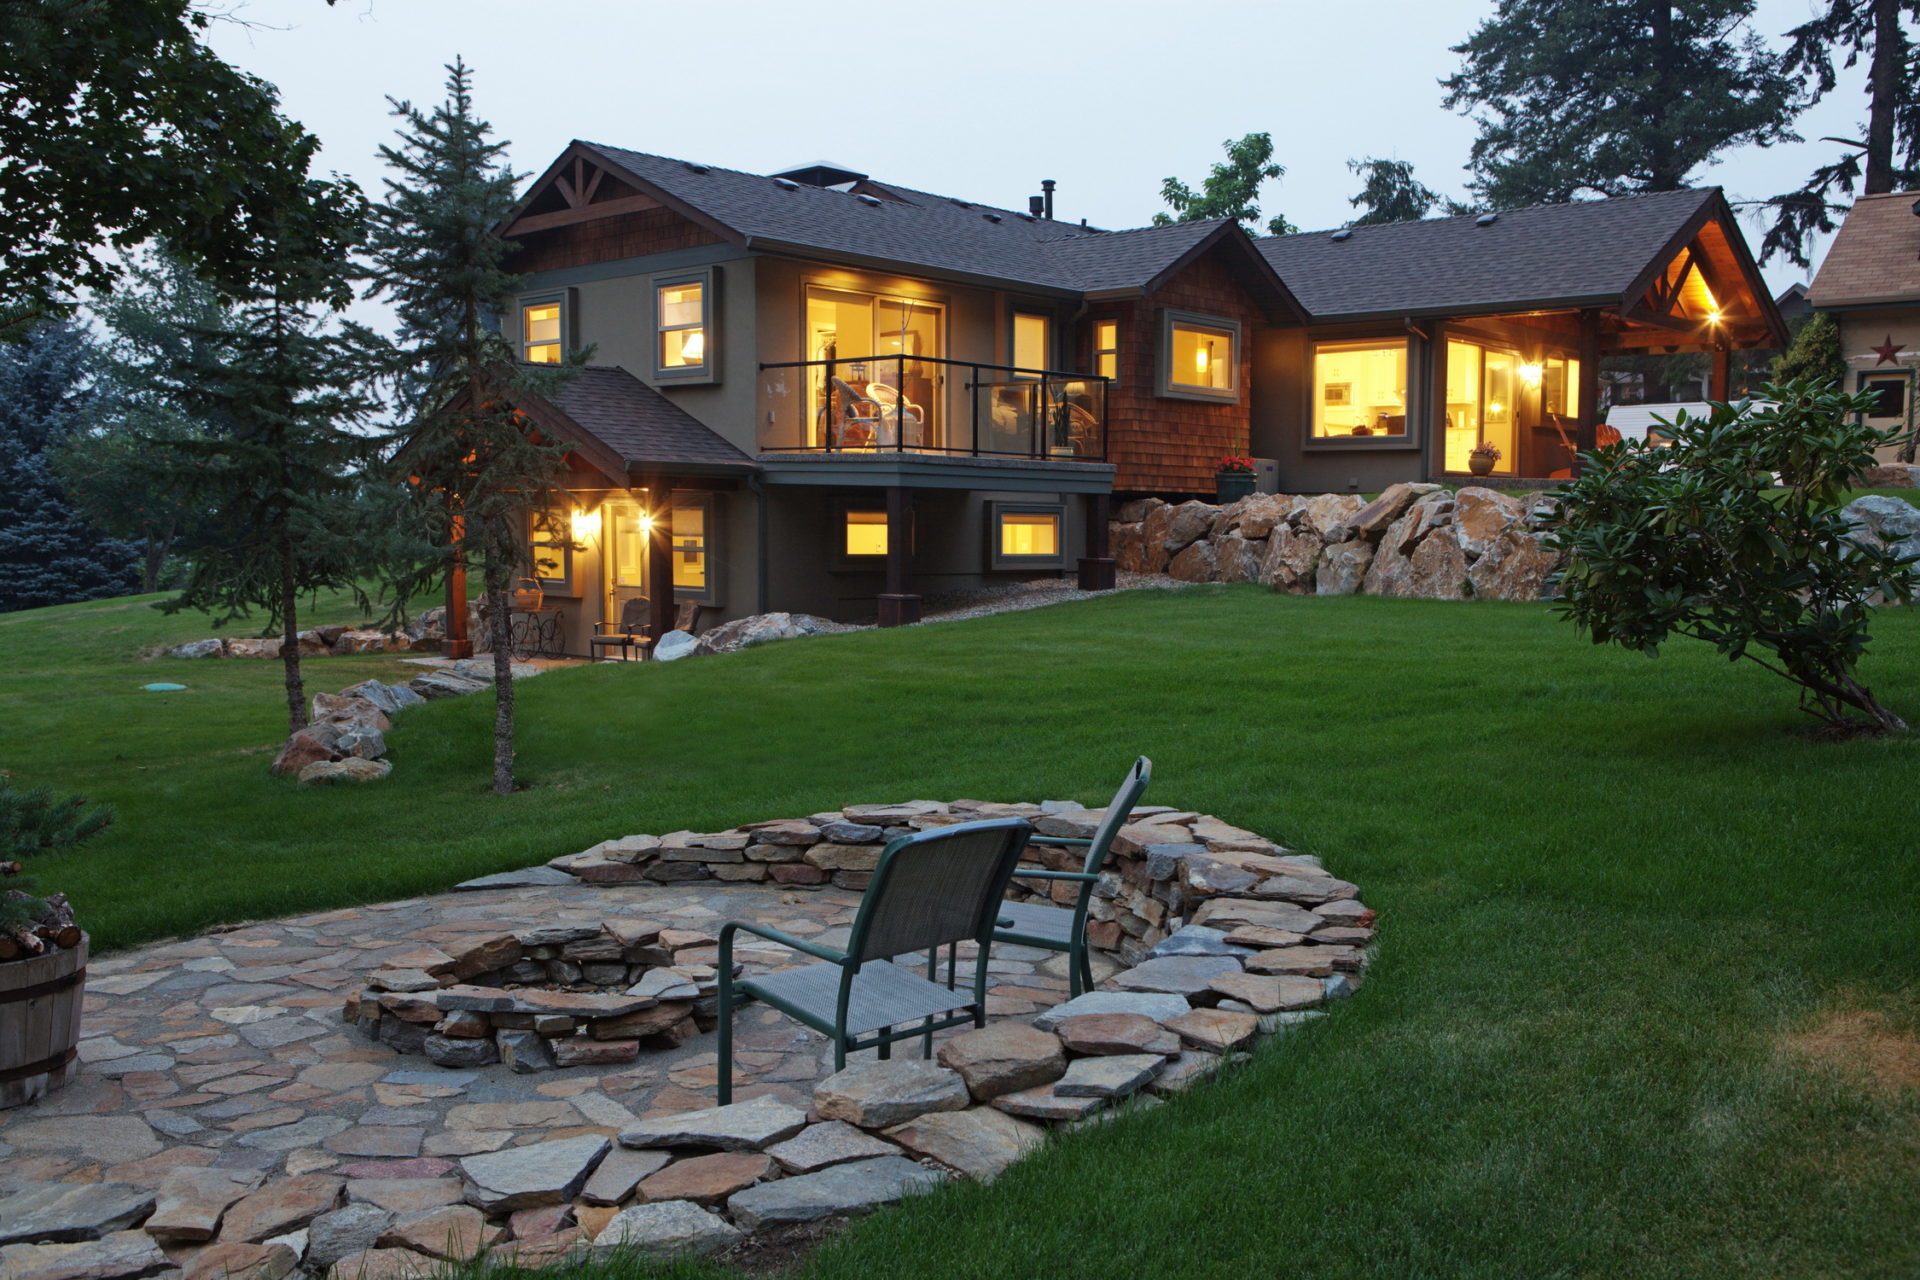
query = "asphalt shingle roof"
xmin=547 ymin=366 xmax=754 ymax=470
xmin=1256 ymin=188 xmax=1720 ymax=320
xmin=1809 ymin=190 xmax=1920 ymax=308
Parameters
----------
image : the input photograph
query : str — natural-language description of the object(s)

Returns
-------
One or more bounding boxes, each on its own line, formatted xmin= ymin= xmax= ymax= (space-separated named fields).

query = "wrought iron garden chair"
xmin=716 ymin=816 xmax=1032 ymax=1103
xmin=588 ymin=596 xmax=652 ymax=662
xmin=991 ymin=757 xmax=1152 ymax=997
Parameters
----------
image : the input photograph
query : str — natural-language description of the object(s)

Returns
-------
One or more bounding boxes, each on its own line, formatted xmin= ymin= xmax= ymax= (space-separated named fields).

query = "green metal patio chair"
xmin=991 ymin=757 xmax=1152 ymax=997
xmin=716 ymin=816 xmax=1033 ymax=1104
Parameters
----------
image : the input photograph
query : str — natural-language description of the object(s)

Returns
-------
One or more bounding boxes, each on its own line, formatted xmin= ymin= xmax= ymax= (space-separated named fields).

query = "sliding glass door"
xmin=804 ymin=286 xmax=944 ymax=448
xmin=1444 ymin=340 xmax=1518 ymax=475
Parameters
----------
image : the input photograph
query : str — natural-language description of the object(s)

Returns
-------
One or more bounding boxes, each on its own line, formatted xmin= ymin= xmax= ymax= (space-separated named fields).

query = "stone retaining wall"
xmin=1111 ymin=482 xmax=1566 ymax=602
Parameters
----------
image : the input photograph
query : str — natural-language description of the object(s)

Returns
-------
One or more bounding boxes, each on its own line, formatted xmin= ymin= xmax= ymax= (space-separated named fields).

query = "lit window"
xmin=1001 ymin=513 xmax=1059 ymax=557
xmin=1013 ymin=313 xmax=1051 ymax=376
xmin=528 ymin=511 xmax=571 ymax=591
xmin=845 ymin=510 xmax=888 ymax=557
xmin=1312 ymin=341 xmax=1408 ymax=439
xmin=1157 ymin=310 xmax=1239 ymax=401
xmin=671 ymin=498 xmax=706 ymax=593
xmin=988 ymin=503 xmax=1065 ymax=569
xmin=523 ymin=302 xmax=561 ymax=364
xmin=1542 ymin=355 xmax=1582 ymax=417
xmin=1094 ymin=320 xmax=1119 ymax=382
xmin=658 ymin=280 xmax=707 ymax=372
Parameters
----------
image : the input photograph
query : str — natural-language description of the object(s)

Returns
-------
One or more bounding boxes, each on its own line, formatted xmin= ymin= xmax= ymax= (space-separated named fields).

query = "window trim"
xmin=527 ymin=509 xmax=574 ymax=595
xmin=653 ymin=266 xmax=719 ymax=384
xmin=518 ymin=290 xmax=572 ymax=366
xmin=1300 ymin=331 xmax=1421 ymax=451
xmin=987 ymin=501 xmax=1066 ymax=571
xmin=1156 ymin=308 xmax=1240 ymax=403
xmin=669 ymin=491 xmax=721 ymax=605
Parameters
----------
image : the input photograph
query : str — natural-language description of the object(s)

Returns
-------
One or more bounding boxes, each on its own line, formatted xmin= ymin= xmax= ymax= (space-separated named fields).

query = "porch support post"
xmin=1575 ymin=309 xmax=1601 ymax=477
xmin=443 ymin=512 xmax=473 ymax=659
xmin=646 ymin=476 xmax=674 ymax=651
xmin=1709 ymin=345 xmax=1732 ymax=402
xmin=1077 ymin=492 xmax=1115 ymax=590
xmin=877 ymin=485 xmax=920 ymax=627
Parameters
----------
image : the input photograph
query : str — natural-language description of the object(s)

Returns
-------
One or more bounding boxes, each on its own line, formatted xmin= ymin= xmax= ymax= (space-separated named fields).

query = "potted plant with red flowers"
xmin=1 ymin=773 xmax=110 ymax=1108
xmin=1215 ymin=454 xmax=1258 ymax=503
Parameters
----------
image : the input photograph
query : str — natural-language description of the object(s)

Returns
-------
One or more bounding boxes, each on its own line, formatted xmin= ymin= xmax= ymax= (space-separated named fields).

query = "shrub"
xmin=1550 ymin=378 xmax=1915 ymax=735
xmin=0 ymin=772 xmax=111 ymax=957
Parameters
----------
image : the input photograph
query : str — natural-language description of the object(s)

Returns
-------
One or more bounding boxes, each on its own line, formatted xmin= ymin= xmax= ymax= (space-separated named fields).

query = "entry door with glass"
xmin=1444 ymin=340 xmax=1518 ymax=475
xmin=805 ymin=286 xmax=944 ymax=448
xmin=603 ymin=501 xmax=650 ymax=633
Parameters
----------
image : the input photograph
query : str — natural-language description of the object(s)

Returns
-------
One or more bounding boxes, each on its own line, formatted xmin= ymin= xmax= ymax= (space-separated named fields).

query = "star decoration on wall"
xmin=1871 ymin=335 xmax=1907 ymax=365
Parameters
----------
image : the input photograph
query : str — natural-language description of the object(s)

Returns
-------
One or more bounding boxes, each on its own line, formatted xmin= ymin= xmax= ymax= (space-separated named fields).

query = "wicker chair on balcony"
xmin=864 ymin=383 xmax=925 ymax=447
xmin=991 ymin=757 xmax=1152 ymax=997
xmin=715 ymin=817 xmax=1032 ymax=1102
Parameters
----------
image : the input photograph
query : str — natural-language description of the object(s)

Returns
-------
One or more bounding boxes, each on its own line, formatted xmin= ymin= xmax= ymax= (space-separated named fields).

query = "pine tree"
xmin=147 ymin=183 xmax=376 ymax=737
xmin=1759 ymin=1 xmax=1920 ymax=266
xmin=360 ymin=59 xmax=575 ymax=797
xmin=52 ymin=248 xmax=231 ymax=593
xmin=1442 ymin=0 xmax=1800 ymax=207
xmin=1154 ymin=133 xmax=1297 ymax=235
xmin=1346 ymin=158 xmax=1449 ymax=225
xmin=0 ymin=323 xmax=141 ymax=612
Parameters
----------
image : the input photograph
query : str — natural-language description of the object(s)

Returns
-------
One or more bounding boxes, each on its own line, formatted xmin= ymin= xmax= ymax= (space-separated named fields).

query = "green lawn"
xmin=2 ymin=586 xmax=1917 ymax=1277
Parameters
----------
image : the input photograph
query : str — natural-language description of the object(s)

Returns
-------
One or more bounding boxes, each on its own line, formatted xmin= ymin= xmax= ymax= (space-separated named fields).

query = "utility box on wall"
xmin=1253 ymin=458 xmax=1280 ymax=494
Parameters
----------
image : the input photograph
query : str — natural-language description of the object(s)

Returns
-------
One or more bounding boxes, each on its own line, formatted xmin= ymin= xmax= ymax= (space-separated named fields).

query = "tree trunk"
xmin=142 ymin=541 xmax=163 ymax=595
xmin=1646 ymin=2 xmax=1679 ymax=190
xmin=280 ymin=548 xmax=306 ymax=736
xmin=486 ymin=562 xmax=516 ymax=796
xmin=1864 ymin=0 xmax=1900 ymax=195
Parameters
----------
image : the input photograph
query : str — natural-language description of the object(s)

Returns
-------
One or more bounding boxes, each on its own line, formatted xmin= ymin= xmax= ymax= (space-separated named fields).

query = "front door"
xmin=603 ymin=500 xmax=649 ymax=639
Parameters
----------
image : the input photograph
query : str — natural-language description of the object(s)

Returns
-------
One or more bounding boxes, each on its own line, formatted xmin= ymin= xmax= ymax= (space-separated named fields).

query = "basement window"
xmin=989 ymin=503 xmax=1064 ymax=570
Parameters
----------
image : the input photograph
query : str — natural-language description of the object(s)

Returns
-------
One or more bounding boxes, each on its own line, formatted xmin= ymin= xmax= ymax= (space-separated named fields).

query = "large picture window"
xmin=655 ymin=268 xmax=716 ymax=381
xmin=1156 ymin=310 xmax=1240 ymax=402
xmin=1312 ymin=340 xmax=1408 ymax=439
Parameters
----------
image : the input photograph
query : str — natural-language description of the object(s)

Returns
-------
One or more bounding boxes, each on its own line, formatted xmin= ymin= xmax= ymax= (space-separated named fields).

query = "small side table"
xmin=509 ymin=606 xmax=565 ymax=659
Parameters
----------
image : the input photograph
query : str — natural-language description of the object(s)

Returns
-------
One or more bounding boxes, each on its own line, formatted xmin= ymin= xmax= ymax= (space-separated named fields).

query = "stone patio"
xmin=0 ymin=801 xmax=1372 ymax=1278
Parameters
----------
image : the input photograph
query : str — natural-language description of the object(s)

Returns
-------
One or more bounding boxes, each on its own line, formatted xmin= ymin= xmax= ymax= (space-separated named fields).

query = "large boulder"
xmin=1314 ymin=540 xmax=1373 ymax=595
xmin=696 ymin=612 xmax=839 ymax=655
xmin=297 ymin=758 xmax=392 ymax=785
xmin=331 ymin=630 xmax=410 ymax=655
xmin=225 ymin=637 xmax=282 ymax=659
xmin=1843 ymin=494 xmax=1920 ymax=567
xmin=170 ymin=639 xmax=225 ymax=659
xmin=1452 ymin=486 xmax=1524 ymax=559
xmin=1467 ymin=529 xmax=1563 ymax=601
xmin=271 ymin=723 xmax=344 ymax=777
xmin=409 ymin=671 xmax=488 ymax=700
xmin=312 ymin=692 xmax=391 ymax=732
xmin=1364 ymin=493 xmax=1455 ymax=594
xmin=1110 ymin=522 xmax=1147 ymax=573
xmin=1292 ymin=492 xmax=1367 ymax=538
xmin=1166 ymin=540 xmax=1217 ymax=583
xmin=1148 ymin=500 xmax=1218 ymax=556
xmin=1260 ymin=524 xmax=1323 ymax=593
xmin=1213 ymin=533 xmax=1264 ymax=583
xmin=1857 ymin=463 xmax=1918 ymax=488
xmin=1113 ymin=497 xmax=1165 ymax=524
xmin=1221 ymin=493 xmax=1292 ymax=539
xmin=1401 ymin=530 xmax=1471 ymax=600
xmin=1343 ymin=482 xmax=1439 ymax=539
xmin=652 ymin=629 xmax=699 ymax=662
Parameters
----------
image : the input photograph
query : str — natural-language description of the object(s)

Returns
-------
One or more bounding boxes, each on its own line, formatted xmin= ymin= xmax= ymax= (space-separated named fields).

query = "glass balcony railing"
xmin=757 ymin=355 xmax=1108 ymax=461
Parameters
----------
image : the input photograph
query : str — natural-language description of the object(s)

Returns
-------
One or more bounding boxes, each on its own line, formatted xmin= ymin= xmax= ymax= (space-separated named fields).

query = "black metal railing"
xmin=758 ymin=355 xmax=1108 ymax=461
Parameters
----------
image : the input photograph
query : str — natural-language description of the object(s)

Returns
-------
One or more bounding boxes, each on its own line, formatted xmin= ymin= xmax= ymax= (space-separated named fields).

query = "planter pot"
xmin=1215 ymin=472 xmax=1257 ymax=503
xmin=1467 ymin=453 xmax=1497 ymax=477
xmin=0 ymin=933 xmax=87 ymax=1109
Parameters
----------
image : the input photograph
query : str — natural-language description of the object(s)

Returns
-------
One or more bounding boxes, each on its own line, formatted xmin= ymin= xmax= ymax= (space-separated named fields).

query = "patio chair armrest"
xmin=1026 ymin=836 xmax=1092 ymax=847
xmin=718 ymin=920 xmax=845 ymax=965
xmin=1009 ymin=868 xmax=1099 ymax=883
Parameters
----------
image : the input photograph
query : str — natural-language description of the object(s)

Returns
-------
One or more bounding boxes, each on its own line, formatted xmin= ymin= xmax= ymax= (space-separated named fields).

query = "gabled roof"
xmin=510 ymin=366 xmax=755 ymax=484
xmin=515 ymin=143 xmax=1303 ymax=320
xmin=1257 ymin=188 xmax=1744 ymax=321
xmin=1809 ymin=190 xmax=1920 ymax=309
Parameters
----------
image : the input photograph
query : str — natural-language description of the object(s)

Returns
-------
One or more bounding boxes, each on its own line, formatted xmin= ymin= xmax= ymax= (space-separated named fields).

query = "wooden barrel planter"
xmin=0 ymin=934 xmax=87 ymax=1109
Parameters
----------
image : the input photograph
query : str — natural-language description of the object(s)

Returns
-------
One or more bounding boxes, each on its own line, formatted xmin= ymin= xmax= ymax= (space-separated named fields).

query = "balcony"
xmin=758 ymin=355 xmax=1108 ymax=462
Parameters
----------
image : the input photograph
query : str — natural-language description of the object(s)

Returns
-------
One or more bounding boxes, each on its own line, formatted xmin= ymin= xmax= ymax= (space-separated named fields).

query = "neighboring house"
xmin=486 ymin=144 xmax=1786 ymax=643
xmin=1807 ymin=191 xmax=1920 ymax=464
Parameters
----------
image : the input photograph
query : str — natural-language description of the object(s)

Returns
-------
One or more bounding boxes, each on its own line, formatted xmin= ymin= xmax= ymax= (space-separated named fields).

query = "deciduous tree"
xmin=1154 ymin=133 xmax=1297 ymax=235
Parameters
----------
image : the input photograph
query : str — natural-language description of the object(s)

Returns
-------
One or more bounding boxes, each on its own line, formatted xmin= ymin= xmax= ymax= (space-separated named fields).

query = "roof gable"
xmin=510 ymin=366 xmax=755 ymax=482
xmin=1809 ymin=190 xmax=1920 ymax=309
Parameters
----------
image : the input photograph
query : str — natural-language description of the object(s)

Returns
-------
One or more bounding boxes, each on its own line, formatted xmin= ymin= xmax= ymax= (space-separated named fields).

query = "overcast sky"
xmin=206 ymin=0 xmax=1871 ymax=303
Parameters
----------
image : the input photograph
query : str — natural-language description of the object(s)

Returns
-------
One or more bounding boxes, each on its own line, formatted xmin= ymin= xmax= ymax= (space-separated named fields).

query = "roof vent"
xmin=1475 ymin=212 xmax=1499 ymax=226
xmin=1911 ymin=197 xmax=1920 ymax=217
xmin=855 ymin=193 xmax=882 ymax=207
xmin=982 ymin=212 xmax=1003 ymax=224
xmin=1331 ymin=228 xmax=1353 ymax=241
xmin=681 ymin=160 xmax=710 ymax=175
xmin=1018 ymin=212 xmax=1036 ymax=222
xmin=769 ymin=161 xmax=868 ymax=188
xmin=772 ymin=177 xmax=799 ymax=191
xmin=949 ymin=196 xmax=972 ymax=209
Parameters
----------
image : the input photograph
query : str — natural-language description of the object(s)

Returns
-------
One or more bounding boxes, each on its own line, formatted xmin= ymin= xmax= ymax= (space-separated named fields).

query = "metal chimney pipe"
xmin=1028 ymin=195 xmax=1045 ymax=217
xmin=1042 ymin=179 xmax=1055 ymax=220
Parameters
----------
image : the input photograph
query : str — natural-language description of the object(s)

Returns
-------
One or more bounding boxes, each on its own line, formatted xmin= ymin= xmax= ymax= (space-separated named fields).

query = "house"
xmin=476 ymin=143 xmax=1786 ymax=649
xmin=1807 ymin=190 xmax=1920 ymax=464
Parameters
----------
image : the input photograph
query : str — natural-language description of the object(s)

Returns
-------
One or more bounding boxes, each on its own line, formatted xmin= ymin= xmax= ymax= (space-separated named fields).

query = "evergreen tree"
xmin=1441 ymin=0 xmax=1800 ymax=207
xmin=148 ymin=182 xmax=376 ymax=738
xmin=53 ymin=249 xmax=232 ymax=593
xmin=1771 ymin=311 xmax=1848 ymax=388
xmin=1346 ymin=158 xmax=1448 ymax=225
xmin=1759 ymin=1 xmax=1920 ymax=266
xmin=360 ymin=59 xmax=575 ymax=797
xmin=0 ymin=323 xmax=140 ymax=612
xmin=1154 ymin=133 xmax=1297 ymax=235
